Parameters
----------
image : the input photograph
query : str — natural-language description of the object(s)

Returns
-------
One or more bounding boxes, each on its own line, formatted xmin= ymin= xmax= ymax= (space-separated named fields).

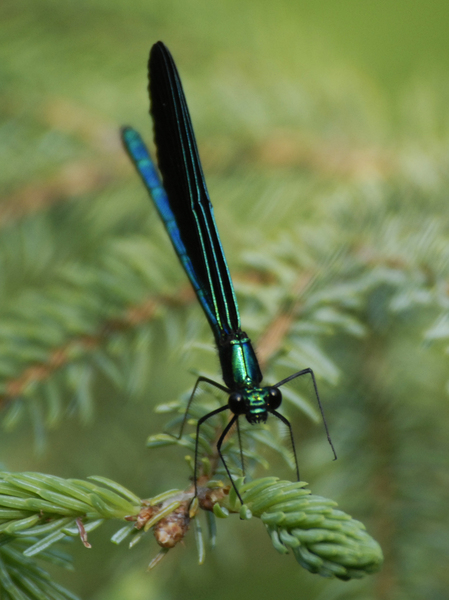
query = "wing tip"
xmin=150 ymin=41 xmax=171 ymax=65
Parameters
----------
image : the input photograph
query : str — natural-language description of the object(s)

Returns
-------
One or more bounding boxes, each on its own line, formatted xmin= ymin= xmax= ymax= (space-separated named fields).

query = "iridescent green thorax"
xmin=218 ymin=332 xmax=263 ymax=390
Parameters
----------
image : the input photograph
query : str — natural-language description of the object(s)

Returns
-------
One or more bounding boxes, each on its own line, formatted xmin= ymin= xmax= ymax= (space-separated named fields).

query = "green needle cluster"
xmin=224 ymin=477 xmax=383 ymax=580
xmin=0 ymin=472 xmax=141 ymax=556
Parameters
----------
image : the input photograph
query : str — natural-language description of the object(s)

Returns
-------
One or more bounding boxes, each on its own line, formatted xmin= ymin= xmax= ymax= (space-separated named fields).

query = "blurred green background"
xmin=1 ymin=0 xmax=449 ymax=598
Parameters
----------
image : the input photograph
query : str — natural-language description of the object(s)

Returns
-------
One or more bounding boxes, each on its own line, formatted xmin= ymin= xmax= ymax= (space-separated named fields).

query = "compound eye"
xmin=267 ymin=386 xmax=282 ymax=410
xmin=228 ymin=392 xmax=245 ymax=415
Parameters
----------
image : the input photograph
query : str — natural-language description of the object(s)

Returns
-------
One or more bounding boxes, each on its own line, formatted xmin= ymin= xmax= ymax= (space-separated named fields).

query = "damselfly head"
xmin=228 ymin=386 xmax=282 ymax=424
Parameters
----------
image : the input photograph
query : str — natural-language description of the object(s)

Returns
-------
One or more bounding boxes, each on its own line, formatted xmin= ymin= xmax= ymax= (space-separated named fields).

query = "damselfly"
xmin=122 ymin=42 xmax=336 ymax=504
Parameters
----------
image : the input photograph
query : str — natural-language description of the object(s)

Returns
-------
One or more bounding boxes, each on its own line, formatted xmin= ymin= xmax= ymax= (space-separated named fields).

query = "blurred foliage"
xmin=1 ymin=0 xmax=449 ymax=599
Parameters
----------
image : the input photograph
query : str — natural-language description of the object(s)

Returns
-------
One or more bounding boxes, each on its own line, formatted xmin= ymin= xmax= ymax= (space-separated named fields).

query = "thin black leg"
xmin=194 ymin=405 xmax=229 ymax=497
xmin=177 ymin=376 xmax=229 ymax=440
xmin=236 ymin=417 xmax=245 ymax=476
xmin=271 ymin=409 xmax=300 ymax=481
xmin=216 ymin=414 xmax=243 ymax=505
xmin=275 ymin=368 xmax=337 ymax=460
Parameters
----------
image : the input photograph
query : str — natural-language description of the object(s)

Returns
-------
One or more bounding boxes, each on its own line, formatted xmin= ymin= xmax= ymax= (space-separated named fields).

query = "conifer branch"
xmin=0 ymin=468 xmax=382 ymax=589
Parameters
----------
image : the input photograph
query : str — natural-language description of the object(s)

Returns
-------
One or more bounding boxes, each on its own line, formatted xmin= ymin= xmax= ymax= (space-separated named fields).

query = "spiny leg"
xmin=271 ymin=409 xmax=300 ymax=481
xmin=193 ymin=405 xmax=229 ymax=497
xmin=176 ymin=376 xmax=229 ymax=440
xmin=216 ymin=414 xmax=243 ymax=505
xmin=275 ymin=367 xmax=337 ymax=460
